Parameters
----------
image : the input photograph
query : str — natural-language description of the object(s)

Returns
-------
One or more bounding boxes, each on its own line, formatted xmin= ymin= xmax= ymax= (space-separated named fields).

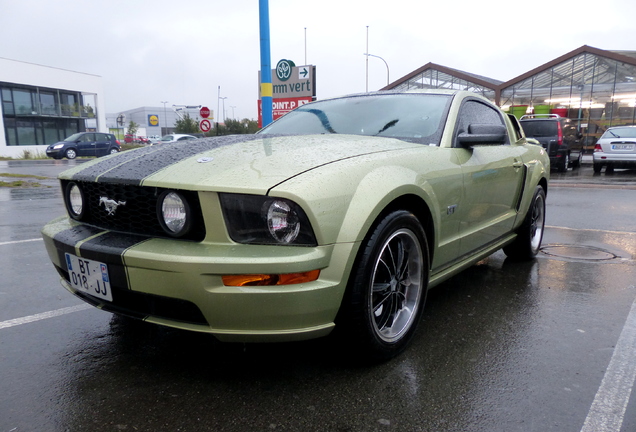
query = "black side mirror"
xmin=458 ymin=124 xmax=507 ymax=146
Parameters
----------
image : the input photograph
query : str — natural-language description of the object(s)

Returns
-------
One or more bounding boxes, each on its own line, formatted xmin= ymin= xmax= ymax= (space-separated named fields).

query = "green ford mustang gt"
xmin=42 ymin=90 xmax=549 ymax=360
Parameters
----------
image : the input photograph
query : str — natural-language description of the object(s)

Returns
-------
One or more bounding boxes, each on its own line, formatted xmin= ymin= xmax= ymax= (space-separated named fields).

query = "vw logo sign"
xmin=276 ymin=59 xmax=295 ymax=82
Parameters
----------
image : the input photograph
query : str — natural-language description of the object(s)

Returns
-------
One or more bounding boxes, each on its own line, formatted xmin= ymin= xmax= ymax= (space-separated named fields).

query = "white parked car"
xmin=157 ymin=134 xmax=197 ymax=144
xmin=147 ymin=135 xmax=161 ymax=144
xmin=593 ymin=126 xmax=636 ymax=173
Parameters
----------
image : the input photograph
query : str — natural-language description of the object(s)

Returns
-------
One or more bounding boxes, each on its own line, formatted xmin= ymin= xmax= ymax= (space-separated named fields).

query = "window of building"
xmin=43 ymin=121 xmax=60 ymax=144
xmin=16 ymin=120 xmax=37 ymax=145
xmin=13 ymin=89 xmax=34 ymax=115
xmin=39 ymin=91 xmax=57 ymax=115
xmin=2 ymin=88 xmax=14 ymax=115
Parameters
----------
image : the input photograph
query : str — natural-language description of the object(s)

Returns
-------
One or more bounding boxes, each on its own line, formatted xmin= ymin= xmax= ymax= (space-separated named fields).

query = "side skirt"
xmin=428 ymin=233 xmax=517 ymax=290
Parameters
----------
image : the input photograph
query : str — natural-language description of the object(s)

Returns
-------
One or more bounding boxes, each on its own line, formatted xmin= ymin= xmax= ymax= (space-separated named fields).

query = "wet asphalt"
xmin=1 ymin=159 xmax=635 ymax=432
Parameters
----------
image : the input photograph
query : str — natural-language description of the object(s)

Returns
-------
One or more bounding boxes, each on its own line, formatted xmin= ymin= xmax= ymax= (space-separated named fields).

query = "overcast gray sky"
xmin=2 ymin=0 xmax=635 ymax=121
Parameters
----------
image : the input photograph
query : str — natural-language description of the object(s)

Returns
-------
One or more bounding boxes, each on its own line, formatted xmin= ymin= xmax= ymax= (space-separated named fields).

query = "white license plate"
xmin=65 ymin=253 xmax=113 ymax=302
xmin=611 ymin=144 xmax=634 ymax=150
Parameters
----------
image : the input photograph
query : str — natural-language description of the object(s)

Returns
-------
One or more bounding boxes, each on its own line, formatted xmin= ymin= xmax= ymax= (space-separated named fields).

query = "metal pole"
xmin=161 ymin=101 xmax=168 ymax=136
xmin=304 ymin=27 xmax=307 ymax=66
xmin=219 ymin=97 xmax=227 ymax=124
xmin=217 ymin=86 xmax=220 ymax=135
xmin=365 ymin=26 xmax=369 ymax=92
xmin=259 ymin=0 xmax=273 ymax=127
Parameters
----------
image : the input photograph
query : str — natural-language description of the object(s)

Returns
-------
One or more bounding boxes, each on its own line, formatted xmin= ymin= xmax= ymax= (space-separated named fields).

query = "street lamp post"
xmin=160 ymin=101 xmax=168 ymax=136
xmin=363 ymin=53 xmax=390 ymax=87
xmin=219 ymin=97 xmax=227 ymax=124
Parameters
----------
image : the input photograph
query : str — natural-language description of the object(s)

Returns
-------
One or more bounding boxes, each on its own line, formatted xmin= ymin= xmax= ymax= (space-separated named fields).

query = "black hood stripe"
xmin=70 ymin=135 xmax=264 ymax=185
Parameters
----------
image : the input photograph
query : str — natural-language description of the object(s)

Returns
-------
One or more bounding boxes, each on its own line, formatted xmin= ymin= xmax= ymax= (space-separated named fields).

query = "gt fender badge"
xmin=99 ymin=196 xmax=126 ymax=216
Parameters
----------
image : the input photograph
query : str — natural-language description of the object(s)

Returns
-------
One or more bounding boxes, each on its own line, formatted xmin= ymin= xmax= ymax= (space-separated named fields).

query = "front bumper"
xmin=45 ymin=148 xmax=63 ymax=158
xmin=42 ymin=216 xmax=356 ymax=342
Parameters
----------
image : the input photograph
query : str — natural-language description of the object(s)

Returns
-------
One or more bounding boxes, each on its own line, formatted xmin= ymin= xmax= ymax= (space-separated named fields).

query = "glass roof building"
xmin=384 ymin=46 xmax=636 ymax=152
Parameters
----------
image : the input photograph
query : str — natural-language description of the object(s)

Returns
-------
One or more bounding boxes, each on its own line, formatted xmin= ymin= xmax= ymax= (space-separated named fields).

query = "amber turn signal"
xmin=222 ymin=270 xmax=320 ymax=287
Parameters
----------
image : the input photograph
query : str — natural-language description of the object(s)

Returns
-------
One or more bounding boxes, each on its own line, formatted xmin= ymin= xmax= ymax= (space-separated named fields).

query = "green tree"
xmin=127 ymin=120 xmax=139 ymax=136
xmin=209 ymin=118 xmax=259 ymax=136
xmin=175 ymin=113 xmax=200 ymax=134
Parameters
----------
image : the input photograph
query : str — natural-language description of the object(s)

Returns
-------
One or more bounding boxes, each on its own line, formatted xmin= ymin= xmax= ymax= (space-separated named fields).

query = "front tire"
xmin=65 ymin=148 xmax=77 ymax=159
xmin=338 ymin=210 xmax=429 ymax=361
xmin=503 ymin=186 xmax=546 ymax=260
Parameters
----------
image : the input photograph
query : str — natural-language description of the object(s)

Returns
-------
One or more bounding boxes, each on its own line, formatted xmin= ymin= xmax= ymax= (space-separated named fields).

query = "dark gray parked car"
xmin=520 ymin=114 xmax=583 ymax=172
xmin=46 ymin=132 xmax=121 ymax=159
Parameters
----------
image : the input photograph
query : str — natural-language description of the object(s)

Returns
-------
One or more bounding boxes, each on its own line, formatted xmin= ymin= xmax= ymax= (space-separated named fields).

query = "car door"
xmin=94 ymin=133 xmax=112 ymax=156
xmin=453 ymin=99 xmax=526 ymax=256
xmin=76 ymin=133 xmax=96 ymax=157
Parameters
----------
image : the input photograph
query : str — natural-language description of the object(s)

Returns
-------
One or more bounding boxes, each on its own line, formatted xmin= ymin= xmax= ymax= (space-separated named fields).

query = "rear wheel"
xmin=338 ymin=210 xmax=429 ymax=361
xmin=593 ymin=163 xmax=602 ymax=173
xmin=109 ymin=148 xmax=119 ymax=155
xmin=503 ymin=186 xmax=546 ymax=260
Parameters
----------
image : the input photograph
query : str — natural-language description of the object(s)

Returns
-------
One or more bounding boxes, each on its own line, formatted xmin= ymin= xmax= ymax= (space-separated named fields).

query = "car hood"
xmin=60 ymin=134 xmax=421 ymax=193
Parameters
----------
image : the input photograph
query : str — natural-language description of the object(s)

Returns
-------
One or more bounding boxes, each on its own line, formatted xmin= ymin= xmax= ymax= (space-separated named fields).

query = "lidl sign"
xmin=148 ymin=114 xmax=159 ymax=127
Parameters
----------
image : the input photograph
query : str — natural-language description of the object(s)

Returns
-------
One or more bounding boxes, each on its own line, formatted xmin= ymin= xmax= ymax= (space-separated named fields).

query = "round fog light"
xmin=158 ymin=191 xmax=190 ymax=236
xmin=66 ymin=182 xmax=84 ymax=219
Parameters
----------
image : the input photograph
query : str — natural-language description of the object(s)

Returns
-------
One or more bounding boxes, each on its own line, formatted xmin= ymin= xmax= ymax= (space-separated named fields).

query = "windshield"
xmin=602 ymin=127 xmax=636 ymax=139
xmin=259 ymin=93 xmax=451 ymax=145
xmin=64 ymin=133 xmax=84 ymax=142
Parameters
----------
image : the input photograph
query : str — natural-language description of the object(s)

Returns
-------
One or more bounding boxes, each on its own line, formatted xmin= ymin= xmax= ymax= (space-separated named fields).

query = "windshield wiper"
xmin=303 ymin=108 xmax=336 ymax=134
xmin=375 ymin=119 xmax=399 ymax=135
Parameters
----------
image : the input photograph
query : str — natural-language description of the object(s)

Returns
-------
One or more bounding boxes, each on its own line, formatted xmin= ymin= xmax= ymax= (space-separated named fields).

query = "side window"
xmin=455 ymin=100 xmax=508 ymax=146
xmin=81 ymin=133 xmax=95 ymax=142
xmin=96 ymin=133 xmax=108 ymax=141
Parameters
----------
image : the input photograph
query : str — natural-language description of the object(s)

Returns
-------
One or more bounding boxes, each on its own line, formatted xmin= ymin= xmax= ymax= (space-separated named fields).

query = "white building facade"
xmin=0 ymin=58 xmax=106 ymax=158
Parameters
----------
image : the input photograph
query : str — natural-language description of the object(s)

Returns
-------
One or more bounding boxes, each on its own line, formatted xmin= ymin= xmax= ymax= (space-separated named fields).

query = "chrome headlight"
xmin=219 ymin=193 xmax=317 ymax=246
xmin=65 ymin=182 xmax=85 ymax=220
xmin=157 ymin=191 xmax=191 ymax=237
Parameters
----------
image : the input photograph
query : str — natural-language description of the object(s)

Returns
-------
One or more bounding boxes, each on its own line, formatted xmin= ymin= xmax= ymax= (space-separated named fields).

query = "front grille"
xmin=62 ymin=180 xmax=205 ymax=241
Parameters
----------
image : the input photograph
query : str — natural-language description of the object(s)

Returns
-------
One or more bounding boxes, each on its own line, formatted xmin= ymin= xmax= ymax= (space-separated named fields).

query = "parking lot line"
xmin=581 ymin=294 xmax=636 ymax=432
xmin=0 ymin=304 xmax=91 ymax=330
xmin=0 ymin=238 xmax=42 ymax=246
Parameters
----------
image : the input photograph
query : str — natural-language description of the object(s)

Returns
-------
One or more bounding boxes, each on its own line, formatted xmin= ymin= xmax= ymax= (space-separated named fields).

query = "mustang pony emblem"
xmin=99 ymin=196 xmax=126 ymax=216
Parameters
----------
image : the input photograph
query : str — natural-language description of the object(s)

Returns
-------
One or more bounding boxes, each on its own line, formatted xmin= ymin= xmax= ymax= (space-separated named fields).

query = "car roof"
xmin=607 ymin=125 xmax=636 ymax=129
